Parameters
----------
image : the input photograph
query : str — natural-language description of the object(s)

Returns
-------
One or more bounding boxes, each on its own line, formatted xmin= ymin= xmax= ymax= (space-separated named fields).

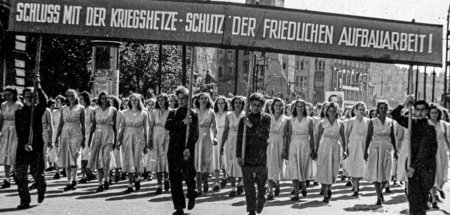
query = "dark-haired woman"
xmin=56 ymin=89 xmax=86 ymax=191
xmin=266 ymin=98 xmax=289 ymax=200
xmin=87 ymin=92 xmax=117 ymax=192
xmin=117 ymin=93 xmax=148 ymax=193
xmin=285 ymin=100 xmax=314 ymax=201
xmin=195 ymin=93 xmax=217 ymax=195
xmin=150 ymin=94 xmax=171 ymax=194
xmin=0 ymin=86 xmax=23 ymax=188
xmin=315 ymin=102 xmax=346 ymax=203
xmin=220 ymin=96 xmax=245 ymax=197
xmin=213 ymin=96 xmax=228 ymax=191
xmin=364 ymin=102 xmax=397 ymax=205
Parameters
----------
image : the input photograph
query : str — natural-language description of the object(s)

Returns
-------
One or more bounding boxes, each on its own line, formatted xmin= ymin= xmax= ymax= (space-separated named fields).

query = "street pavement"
xmin=0 ymin=167 xmax=449 ymax=215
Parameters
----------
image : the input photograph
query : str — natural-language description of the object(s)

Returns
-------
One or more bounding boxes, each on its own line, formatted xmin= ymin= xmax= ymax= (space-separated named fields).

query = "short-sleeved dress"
xmin=364 ymin=117 xmax=393 ymax=183
xmin=120 ymin=109 xmax=148 ymax=173
xmin=214 ymin=111 xmax=227 ymax=171
xmin=286 ymin=116 xmax=313 ymax=181
xmin=195 ymin=109 xmax=216 ymax=173
xmin=315 ymin=119 xmax=342 ymax=185
xmin=48 ymin=108 xmax=61 ymax=163
xmin=0 ymin=101 xmax=23 ymax=165
xmin=434 ymin=120 xmax=449 ymax=188
xmin=81 ymin=106 xmax=95 ymax=161
xmin=88 ymin=106 xmax=116 ymax=170
xmin=110 ymin=110 xmax=124 ymax=169
xmin=396 ymin=126 xmax=409 ymax=182
xmin=58 ymin=104 xmax=84 ymax=168
xmin=42 ymin=108 xmax=53 ymax=168
xmin=266 ymin=115 xmax=288 ymax=181
xmin=346 ymin=117 xmax=370 ymax=178
xmin=150 ymin=109 xmax=170 ymax=173
xmin=224 ymin=111 xmax=245 ymax=177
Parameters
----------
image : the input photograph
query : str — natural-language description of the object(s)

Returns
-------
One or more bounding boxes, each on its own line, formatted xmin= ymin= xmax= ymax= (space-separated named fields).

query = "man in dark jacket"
xmin=236 ymin=93 xmax=271 ymax=215
xmin=14 ymin=77 xmax=48 ymax=209
xmin=391 ymin=97 xmax=437 ymax=215
xmin=165 ymin=86 xmax=199 ymax=215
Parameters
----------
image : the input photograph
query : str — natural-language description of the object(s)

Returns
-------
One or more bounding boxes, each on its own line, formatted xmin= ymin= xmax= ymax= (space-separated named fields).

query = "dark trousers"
xmin=168 ymin=157 xmax=196 ymax=210
xmin=15 ymin=154 xmax=46 ymax=205
xmin=408 ymin=166 xmax=435 ymax=215
xmin=242 ymin=166 xmax=267 ymax=212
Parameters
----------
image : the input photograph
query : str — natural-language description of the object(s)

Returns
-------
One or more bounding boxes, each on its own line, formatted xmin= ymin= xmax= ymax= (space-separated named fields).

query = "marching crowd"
xmin=0 ymin=81 xmax=449 ymax=215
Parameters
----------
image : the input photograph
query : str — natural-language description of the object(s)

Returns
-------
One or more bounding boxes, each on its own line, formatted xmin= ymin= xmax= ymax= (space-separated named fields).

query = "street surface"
xmin=0 ymin=166 xmax=449 ymax=215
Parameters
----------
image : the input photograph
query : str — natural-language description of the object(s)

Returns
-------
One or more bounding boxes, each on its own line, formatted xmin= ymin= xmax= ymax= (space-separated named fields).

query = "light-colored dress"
xmin=224 ymin=111 xmax=245 ymax=177
xmin=42 ymin=108 xmax=53 ymax=168
xmin=150 ymin=109 xmax=170 ymax=172
xmin=214 ymin=111 xmax=227 ymax=171
xmin=286 ymin=116 xmax=313 ymax=181
xmin=195 ymin=109 xmax=216 ymax=173
xmin=58 ymin=104 xmax=84 ymax=168
xmin=434 ymin=120 xmax=449 ymax=188
xmin=88 ymin=106 xmax=115 ymax=170
xmin=346 ymin=117 xmax=370 ymax=178
xmin=315 ymin=119 xmax=342 ymax=185
xmin=110 ymin=110 xmax=124 ymax=169
xmin=48 ymin=109 xmax=61 ymax=163
xmin=0 ymin=101 xmax=23 ymax=165
xmin=364 ymin=117 xmax=393 ymax=183
xmin=81 ymin=106 xmax=95 ymax=161
xmin=120 ymin=109 xmax=148 ymax=173
xmin=267 ymin=115 xmax=288 ymax=181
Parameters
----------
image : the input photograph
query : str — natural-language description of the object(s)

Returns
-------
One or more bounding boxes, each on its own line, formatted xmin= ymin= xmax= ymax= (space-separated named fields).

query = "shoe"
xmin=104 ymin=181 xmax=109 ymax=190
xmin=213 ymin=185 xmax=220 ymax=192
xmin=376 ymin=199 xmax=382 ymax=206
xmin=61 ymin=169 xmax=66 ymax=177
xmin=1 ymin=180 xmax=11 ymax=189
xmin=121 ymin=173 xmax=127 ymax=180
xmin=306 ymin=180 xmax=310 ymax=187
xmin=439 ymin=190 xmax=446 ymax=199
xmin=319 ymin=187 xmax=324 ymax=195
xmin=17 ymin=203 xmax=31 ymax=210
xmin=53 ymin=173 xmax=60 ymax=180
xmin=71 ymin=181 xmax=77 ymax=190
xmin=352 ymin=192 xmax=359 ymax=197
xmin=301 ymin=190 xmax=307 ymax=197
xmin=380 ymin=193 xmax=384 ymax=202
xmin=267 ymin=193 xmax=274 ymax=201
xmin=63 ymin=183 xmax=73 ymax=191
xmin=248 ymin=211 xmax=256 ymax=215
xmin=124 ymin=187 xmax=133 ymax=193
xmin=164 ymin=180 xmax=170 ymax=191
xmin=291 ymin=196 xmax=300 ymax=201
xmin=29 ymin=183 xmax=37 ymax=190
xmin=188 ymin=196 xmax=195 ymax=210
xmin=256 ymin=200 xmax=265 ymax=214
xmin=345 ymin=181 xmax=353 ymax=187
xmin=291 ymin=190 xmax=295 ymax=195
xmin=96 ymin=186 xmax=104 ymax=192
xmin=432 ymin=202 xmax=439 ymax=209
xmin=313 ymin=182 xmax=319 ymax=186
xmin=229 ymin=190 xmax=236 ymax=197
xmin=172 ymin=209 xmax=184 ymax=215
xmin=88 ymin=173 xmax=97 ymax=181
xmin=114 ymin=171 xmax=120 ymax=183
xmin=328 ymin=190 xmax=332 ymax=199
xmin=109 ymin=178 xmax=112 ymax=186
xmin=79 ymin=178 xmax=88 ymax=184
xmin=38 ymin=183 xmax=46 ymax=203
xmin=134 ymin=180 xmax=141 ymax=191
xmin=237 ymin=185 xmax=244 ymax=195
xmin=155 ymin=187 xmax=163 ymax=195
xmin=143 ymin=171 xmax=149 ymax=180
xmin=322 ymin=197 xmax=329 ymax=203
xmin=221 ymin=178 xmax=227 ymax=188
xmin=385 ymin=187 xmax=392 ymax=193
xmin=274 ymin=185 xmax=280 ymax=197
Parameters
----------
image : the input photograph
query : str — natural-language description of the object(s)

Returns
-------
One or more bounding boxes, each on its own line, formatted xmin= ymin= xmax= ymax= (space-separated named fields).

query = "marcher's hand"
xmin=183 ymin=149 xmax=190 ymax=160
xmin=237 ymin=157 xmax=244 ymax=167
xmin=406 ymin=167 xmax=415 ymax=178
xmin=183 ymin=116 xmax=192 ymax=125
xmin=213 ymin=138 xmax=218 ymax=145
xmin=244 ymin=118 xmax=253 ymax=128
xmin=364 ymin=151 xmax=369 ymax=161
xmin=401 ymin=95 xmax=415 ymax=106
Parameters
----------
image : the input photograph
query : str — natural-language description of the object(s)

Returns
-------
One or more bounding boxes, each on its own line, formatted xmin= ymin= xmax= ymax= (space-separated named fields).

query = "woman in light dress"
xmin=364 ymin=101 xmax=398 ymax=205
xmin=55 ymin=89 xmax=86 ymax=191
xmin=315 ymin=102 xmax=346 ymax=203
xmin=195 ymin=93 xmax=217 ymax=195
xmin=87 ymin=91 xmax=117 ymax=192
xmin=0 ymin=86 xmax=23 ymax=189
xmin=143 ymin=98 xmax=156 ymax=180
xmin=345 ymin=102 xmax=370 ymax=197
xmin=79 ymin=91 xmax=95 ymax=183
xmin=265 ymin=98 xmax=289 ymax=200
xmin=220 ymin=96 xmax=245 ymax=197
xmin=49 ymin=95 xmax=65 ymax=180
xmin=109 ymin=95 xmax=123 ymax=184
xmin=212 ymin=96 xmax=228 ymax=191
xmin=150 ymin=93 xmax=171 ymax=195
xmin=43 ymin=99 xmax=55 ymax=171
xmin=285 ymin=99 xmax=315 ymax=201
xmin=117 ymin=93 xmax=149 ymax=193
xmin=428 ymin=105 xmax=450 ymax=209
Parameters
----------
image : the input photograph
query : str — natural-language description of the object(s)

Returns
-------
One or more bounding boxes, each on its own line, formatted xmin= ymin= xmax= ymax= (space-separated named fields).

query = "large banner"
xmin=8 ymin=0 xmax=443 ymax=66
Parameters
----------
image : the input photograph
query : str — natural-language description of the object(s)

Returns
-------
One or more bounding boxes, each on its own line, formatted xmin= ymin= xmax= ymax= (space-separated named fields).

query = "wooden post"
xmin=185 ymin=46 xmax=195 ymax=150
xmin=407 ymin=65 xmax=413 ymax=169
xmin=415 ymin=65 xmax=419 ymax=100
xmin=241 ymin=55 xmax=254 ymax=161
xmin=182 ymin=45 xmax=187 ymax=86
xmin=432 ymin=67 xmax=436 ymax=102
xmin=234 ymin=49 xmax=239 ymax=96
xmin=423 ymin=65 xmax=427 ymax=100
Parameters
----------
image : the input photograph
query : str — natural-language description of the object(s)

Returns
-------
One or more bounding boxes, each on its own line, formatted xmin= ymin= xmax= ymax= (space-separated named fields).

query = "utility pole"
xmin=444 ymin=4 xmax=450 ymax=107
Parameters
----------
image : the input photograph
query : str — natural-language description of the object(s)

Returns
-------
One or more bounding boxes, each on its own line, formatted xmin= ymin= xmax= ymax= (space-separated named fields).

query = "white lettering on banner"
xmin=185 ymin=13 xmax=224 ymax=34
xmin=231 ymin=16 xmax=255 ymax=37
xmin=16 ymin=3 xmax=61 ymax=23
xmin=338 ymin=27 xmax=429 ymax=53
xmin=262 ymin=19 xmax=334 ymax=44
xmin=110 ymin=9 xmax=178 ymax=30
xmin=86 ymin=7 xmax=106 ymax=26
xmin=62 ymin=5 xmax=82 ymax=25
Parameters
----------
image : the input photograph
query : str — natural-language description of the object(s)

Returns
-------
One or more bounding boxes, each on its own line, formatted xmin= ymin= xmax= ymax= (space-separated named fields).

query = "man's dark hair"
xmin=414 ymin=100 xmax=429 ymax=110
xmin=249 ymin=92 xmax=265 ymax=105
xmin=328 ymin=94 xmax=338 ymax=102
xmin=175 ymin=86 xmax=189 ymax=98
xmin=47 ymin=99 xmax=56 ymax=108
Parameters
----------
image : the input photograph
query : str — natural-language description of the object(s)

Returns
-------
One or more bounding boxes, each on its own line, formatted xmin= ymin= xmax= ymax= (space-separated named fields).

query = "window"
xmin=296 ymin=61 xmax=299 ymax=70
xmin=300 ymin=61 xmax=304 ymax=70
